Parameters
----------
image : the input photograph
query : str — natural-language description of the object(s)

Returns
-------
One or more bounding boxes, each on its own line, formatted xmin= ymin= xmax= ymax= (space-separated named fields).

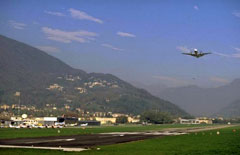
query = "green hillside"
xmin=0 ymin=35 xmax=188 ymax=116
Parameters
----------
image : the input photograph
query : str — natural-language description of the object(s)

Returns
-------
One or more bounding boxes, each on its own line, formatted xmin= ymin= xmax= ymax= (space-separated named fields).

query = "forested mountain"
xmin=0 ymin=35 xmax=188 ymax=116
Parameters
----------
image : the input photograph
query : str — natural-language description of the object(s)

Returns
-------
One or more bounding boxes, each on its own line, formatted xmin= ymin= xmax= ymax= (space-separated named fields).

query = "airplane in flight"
xmin=182 ymin=49 xmax=211 ymax=58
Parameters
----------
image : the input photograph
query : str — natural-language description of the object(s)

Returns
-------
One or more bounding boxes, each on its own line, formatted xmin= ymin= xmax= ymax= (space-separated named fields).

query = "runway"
xmin=0 ymin=125 xmax=234 ymax=152
xmin=0 ymin=133 xmax=167 ymax=148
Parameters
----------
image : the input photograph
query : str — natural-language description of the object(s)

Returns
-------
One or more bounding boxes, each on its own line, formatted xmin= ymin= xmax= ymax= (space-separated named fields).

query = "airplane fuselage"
xmin=182 ymin=49 xmax=211 ymax=58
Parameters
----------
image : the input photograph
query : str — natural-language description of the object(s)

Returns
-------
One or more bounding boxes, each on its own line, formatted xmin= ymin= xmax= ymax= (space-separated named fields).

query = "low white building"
xmin=35 ymin=117 xmax=57 ymax=126
xmin=179 ymin=118 xmax=200 ymax=124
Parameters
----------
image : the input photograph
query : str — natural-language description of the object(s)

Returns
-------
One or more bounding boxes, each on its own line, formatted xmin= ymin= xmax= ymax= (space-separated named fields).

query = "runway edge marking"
xmin=0 ymin=145 xmax=88 ymax=152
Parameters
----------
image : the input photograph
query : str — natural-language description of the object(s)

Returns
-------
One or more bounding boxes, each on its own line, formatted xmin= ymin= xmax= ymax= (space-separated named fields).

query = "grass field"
xmin=1 ymin=125 xmax=240 ymax=154
xmin=0 ymin=124 xmax=210 ymax=139
xmin=83 ymin=126 xmax=240 ymax=155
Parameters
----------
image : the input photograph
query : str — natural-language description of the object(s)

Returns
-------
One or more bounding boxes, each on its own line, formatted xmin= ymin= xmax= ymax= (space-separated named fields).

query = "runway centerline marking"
xmin=25 ymin=138 xmax=76 ymax=144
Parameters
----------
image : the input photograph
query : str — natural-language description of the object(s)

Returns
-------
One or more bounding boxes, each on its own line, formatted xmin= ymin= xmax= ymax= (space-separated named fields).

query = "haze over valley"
xmin=135 ymin=80 xmax=240 ymax=116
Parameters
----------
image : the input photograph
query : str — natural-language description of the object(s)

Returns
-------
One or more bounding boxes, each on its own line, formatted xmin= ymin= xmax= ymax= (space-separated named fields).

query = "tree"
xmin=140 ymin=111 xmax=173 ymax=124
xmin=116 ymin=116 xmax=128 ymax=124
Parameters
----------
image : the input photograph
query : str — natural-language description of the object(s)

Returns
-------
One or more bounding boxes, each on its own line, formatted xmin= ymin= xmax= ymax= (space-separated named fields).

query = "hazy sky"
xmin=0 ymin=0 xmax=240 ymax=88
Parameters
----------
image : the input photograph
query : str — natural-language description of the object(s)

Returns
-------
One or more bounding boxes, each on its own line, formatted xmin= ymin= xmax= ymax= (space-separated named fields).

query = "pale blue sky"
xmin=0 ymin=0 xmax=240 ymax=87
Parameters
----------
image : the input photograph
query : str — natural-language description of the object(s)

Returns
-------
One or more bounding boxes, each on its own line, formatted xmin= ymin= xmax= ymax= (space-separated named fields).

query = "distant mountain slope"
xmin=130 ymin=81 xmax=168 ymax=97
xmin=218 ymin=100 xmax=240 ymax=118
xmin=159 ymin=80 xmax=240 ymax=116
xmin=0 ymin=35 xmax=188 ymax=116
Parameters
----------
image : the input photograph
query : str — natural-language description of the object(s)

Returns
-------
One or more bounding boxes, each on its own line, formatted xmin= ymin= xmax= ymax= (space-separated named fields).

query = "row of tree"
xmin=140 ymin=111 xmax=173 ymax=124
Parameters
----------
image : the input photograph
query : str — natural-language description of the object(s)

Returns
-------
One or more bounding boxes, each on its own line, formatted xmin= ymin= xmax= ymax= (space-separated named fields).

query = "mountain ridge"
xmin=218 ymin=99 xmax=240 ymax=118
xmin=158 ymin=79 xmax=240 ymax=116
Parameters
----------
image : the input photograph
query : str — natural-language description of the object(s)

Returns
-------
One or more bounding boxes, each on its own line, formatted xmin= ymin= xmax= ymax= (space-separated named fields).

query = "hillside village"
xmin=47 ymin=74 xmax=120 ymax=92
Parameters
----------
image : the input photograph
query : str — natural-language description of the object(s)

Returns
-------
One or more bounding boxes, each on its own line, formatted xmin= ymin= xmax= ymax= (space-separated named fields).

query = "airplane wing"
xmin=202 ymin=52 xmax=211 ymax=55
xmin=199 ymin=52 xmax=211 ymax=57
xmin=182 ymin=53 xmax=193 ymax=56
